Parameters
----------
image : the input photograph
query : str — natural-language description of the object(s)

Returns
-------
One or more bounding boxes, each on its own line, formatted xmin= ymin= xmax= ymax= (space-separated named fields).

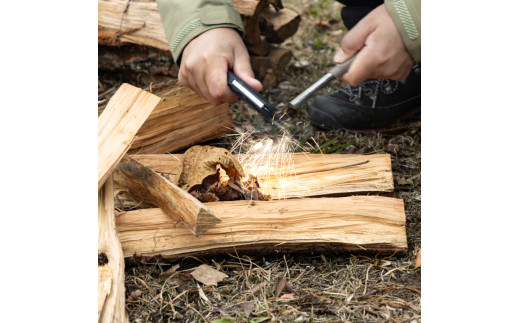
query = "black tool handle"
xmin=227 ymin=70 xmax=274 ymax=121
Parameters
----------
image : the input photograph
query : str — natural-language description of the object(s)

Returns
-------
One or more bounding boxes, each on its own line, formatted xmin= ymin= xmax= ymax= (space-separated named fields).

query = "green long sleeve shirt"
xmin=157 ymin=0 xmax=421 ymax=64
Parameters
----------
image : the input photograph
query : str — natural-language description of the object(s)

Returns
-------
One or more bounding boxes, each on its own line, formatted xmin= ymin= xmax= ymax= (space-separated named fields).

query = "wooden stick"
xmin=98 ymin=83 xmax=160 ymax=190
xmin=122 ymin=153 xmax=394 ymax=199
xmin=99 ymin=175 xmax=128 ymax=322
xmin=116 ymin=196 xmax=407 ymax=259
xmin=114 ymin=154 xmax=221 ymax=236
xmin=259 ymin=7 xmax=301 ymax=43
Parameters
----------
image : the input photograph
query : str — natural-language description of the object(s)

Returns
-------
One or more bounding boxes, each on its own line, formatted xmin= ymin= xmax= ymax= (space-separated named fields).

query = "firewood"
xmin=259 ymin=7 xmax=301 ymax=43
xmin=120 ymin=153 xmax=394 ymax=199
xmin=251 ymin=55 xmax=272 ymax=81
xmin=98 ymin=0 xmax=269 ymax=49
xmin=98 ymin=83 xmax=160 ymax=190
xmin=243 ymin=16 xmax=262 ymax=45
xmin=99 ymin=81 xmax=233 ymax=154
xmin=232 ymin=0 xmax=269 ymax=17
xmin=247 ymin=35 xmax=270 ymax=56
xmin=98 ymin=175 xmax=128 ymax=322
xmin=116 ymin=196 xmax=407 ymax=259
xmin=267 ymin=46 xmax=293 ymax=81
xmin=98 ymin=0 xmax=169 ymax=51
xmin=114 ymin=154 xmax=222 ymax=236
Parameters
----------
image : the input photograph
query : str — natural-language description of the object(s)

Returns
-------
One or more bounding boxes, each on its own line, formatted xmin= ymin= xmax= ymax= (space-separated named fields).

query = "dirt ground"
xmin=99 ymin=0 xmax=421 ymax=321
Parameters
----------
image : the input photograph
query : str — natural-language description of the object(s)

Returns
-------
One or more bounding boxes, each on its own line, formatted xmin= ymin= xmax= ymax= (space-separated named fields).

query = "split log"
xmin=259 ymin=7 xmax=301 ymax=43
xmin=98 ymin=83 xmax=160 ymax=190
xmin=232 ymin=0 xmax=269 ymax=17
xmin=114 ymin=154 xmax=221 ymax=236
xmin=99 ymin=81 xmax=233 ymax=154
xmin=116 ymin=196 xmax=407 ymax=259
xmin=98 ymin=0 xmax=268 ymax=49
xmin=121 ymin=153 xmax=394 ymax=199
xmin=99 ymin=175 xmax=128 ymax=322
xmin=98 ymin=0 xmax=169 ymax=51
xmin=247 ymin=35 xmax=270 ymax=56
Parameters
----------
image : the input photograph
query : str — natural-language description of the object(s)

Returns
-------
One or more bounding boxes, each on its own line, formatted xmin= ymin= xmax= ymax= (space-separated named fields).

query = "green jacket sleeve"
xmin=157 ymin=0 xmax=245 ymax=64
xmin=384 ymin=0 xmax=421 ymax=63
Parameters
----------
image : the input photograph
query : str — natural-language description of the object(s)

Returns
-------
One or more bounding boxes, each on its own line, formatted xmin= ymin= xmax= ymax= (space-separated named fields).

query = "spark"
xmin=230 ymin=128 xmax=308 ymax=199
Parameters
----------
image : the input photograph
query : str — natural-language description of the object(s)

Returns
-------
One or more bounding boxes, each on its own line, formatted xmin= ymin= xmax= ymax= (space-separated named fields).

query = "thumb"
xmin=334 ymin=21 xmax=373 ymax=64
xmin=233 ymin=46 xmax=263 ymax=92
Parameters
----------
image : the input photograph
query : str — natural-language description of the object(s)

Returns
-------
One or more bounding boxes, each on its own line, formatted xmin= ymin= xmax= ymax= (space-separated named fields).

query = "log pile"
xmin=98 ymin=0 xmax=300 ymax=89
xmin=99 ymin=80 xmax=233 ymax=154
xmin=98 ymin=83 xmax=408 ymax=319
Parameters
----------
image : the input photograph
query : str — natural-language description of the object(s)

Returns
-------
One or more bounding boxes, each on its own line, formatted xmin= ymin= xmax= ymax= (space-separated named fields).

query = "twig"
xmin=363 ymin=264 xmax=373 ymax=295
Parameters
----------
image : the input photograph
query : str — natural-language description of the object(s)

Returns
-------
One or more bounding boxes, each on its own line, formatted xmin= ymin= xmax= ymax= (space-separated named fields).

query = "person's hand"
xmin=334 ymin=4 xmax=414 ymax=86
xmin=179 ymin=28 xmax=262 ymax=105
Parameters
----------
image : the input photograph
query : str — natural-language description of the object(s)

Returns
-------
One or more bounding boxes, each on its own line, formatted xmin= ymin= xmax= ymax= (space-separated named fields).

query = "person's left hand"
xmin=334 ymin=4 xmax=414 ymax=86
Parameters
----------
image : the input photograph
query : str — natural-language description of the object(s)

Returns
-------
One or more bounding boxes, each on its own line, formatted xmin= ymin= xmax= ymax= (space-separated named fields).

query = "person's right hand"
xmin=179 ymin=28 xmax=262 ymax=105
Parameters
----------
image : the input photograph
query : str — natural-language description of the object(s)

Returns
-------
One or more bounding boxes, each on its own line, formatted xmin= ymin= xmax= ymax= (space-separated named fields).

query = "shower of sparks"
xmin=230 ymin=129 xmax=307 ymax=199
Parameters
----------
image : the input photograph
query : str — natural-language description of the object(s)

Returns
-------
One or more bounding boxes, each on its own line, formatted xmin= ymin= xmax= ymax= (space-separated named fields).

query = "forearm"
xmin=157 ymin=0 xmax=245 ymax=64
xmin=384 ymin=0 xmax=421 ymax=62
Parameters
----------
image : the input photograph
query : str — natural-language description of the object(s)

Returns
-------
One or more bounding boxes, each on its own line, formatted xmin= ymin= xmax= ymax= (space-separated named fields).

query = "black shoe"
xmin=308 ymin=64 xmax=421 ymax=132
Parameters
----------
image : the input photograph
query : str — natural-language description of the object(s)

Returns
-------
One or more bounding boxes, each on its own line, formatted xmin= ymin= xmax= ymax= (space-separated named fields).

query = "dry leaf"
xmin=240 ymin=302 xmax=255 ymax=318
xmin=415 ymin=249 xmax=421 ymax=268
xmin=384 ymin=143 xmax=400 ymax=154
xmin=177 ymin=146 xmax=245 ymax=192
xmin=128 ymin=289 xmax=142 ymax=302
xmin=275 ymin=276 xmax=290 ymax=298
xmin=190 ymin=264 xmax=228 ymax=286
xmin=250 ymin=281 xmax=268 ymax=296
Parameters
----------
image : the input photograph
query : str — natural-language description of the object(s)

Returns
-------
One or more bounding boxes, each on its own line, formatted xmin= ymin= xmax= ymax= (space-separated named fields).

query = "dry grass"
xmin=99 ymin=0 xmax=421 ymax=321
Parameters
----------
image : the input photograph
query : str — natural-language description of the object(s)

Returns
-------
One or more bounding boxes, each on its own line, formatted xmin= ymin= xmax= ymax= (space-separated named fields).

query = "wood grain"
xmin=99 ymin=81 xmax=232 ymax=154
xmin=114 ymin=155 xmax=221 ymax=236
xmin=98 ymin=83 xmax=160 ymax=189
xmin=122 ymin=153 xmax=394 ymax=199
xmin=116 ymin=196 xmax=407 ymax=259
xmin=98 ymin=175 xmax=128 ymax=322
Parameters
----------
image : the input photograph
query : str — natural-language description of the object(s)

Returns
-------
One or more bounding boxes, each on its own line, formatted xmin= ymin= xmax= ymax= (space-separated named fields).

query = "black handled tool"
xmin=289 ymin=52 xmax=358 ymax=108
xmin=227 ymin=70 xmax=277 ymax=122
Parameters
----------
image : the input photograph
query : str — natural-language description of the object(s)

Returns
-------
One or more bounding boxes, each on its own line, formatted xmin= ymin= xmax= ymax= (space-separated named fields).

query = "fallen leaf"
xmin=177 ymin=145 xmax=245 ymax=191
xmin=415 ymin=249 xmax=421 ymax=268
xmin=128 ymin=289 xmax=142 ymax=302
xmin=250 ymin=281 xmax=268 ymax=296
xmin=190 ymin=264 xmax=228 ymax=286
xmin=274 ymin=276 xmax=294 ymax=297
xmin=384 ymin=143 xmax=400 ymax=154
xmin=240 ymin=302 xmax=255 ymax=318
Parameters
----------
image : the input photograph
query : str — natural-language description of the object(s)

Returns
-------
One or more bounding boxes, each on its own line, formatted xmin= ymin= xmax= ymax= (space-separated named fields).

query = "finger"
xmin=233 ymin=46 xmax=263 ymax=93
xmin=340 ymin=47 xmax=377 ymax=86
xmin=334 ymin=19 xmax=375 ymax=64
xmin=205 ymin=56 xmax=238 ymax=103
